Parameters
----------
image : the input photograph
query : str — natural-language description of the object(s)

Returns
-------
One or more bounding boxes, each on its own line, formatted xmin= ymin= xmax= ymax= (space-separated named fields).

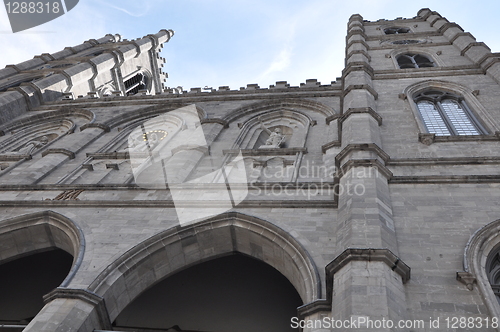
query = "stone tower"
xmin=1 ymin=8 xmax=500 ymax=332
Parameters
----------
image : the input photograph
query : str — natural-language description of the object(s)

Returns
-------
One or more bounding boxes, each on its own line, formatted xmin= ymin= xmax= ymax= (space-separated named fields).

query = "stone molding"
xmin=41 ymin=148 xmax=76 ymax=159
xmin=297 ymin=299 xmax=331 ymax=318
xmin=335 ymin=143 xmax=390 ymax=167
xmin=339 ymin=107 xmax=382 ymax=126
xmin=342 ymin=84 xmax=378 ymax=100
xmin=0 ymin=210 xmax=85 ymax=287
xmin=390 ymin=175 xmax=500 ymax=184
xmin=460 ymin=42 xmax=490 ymax=57
xmin=43 ymin=288 xmax=112 ymax=330
xmin=200 ymin=117 xmax=229 ymax=128
xmin=461 ymin=218 xmax=500 ymax=319
xmin=325 ymin=248 xmax=411 ymax=300
xmin=80 ymin=122 xmax=111 ymax=132
xmin=321 ymin=140 xmax=341 ymax=153
xmin=223 ymin=147 xmax=307 ymax=156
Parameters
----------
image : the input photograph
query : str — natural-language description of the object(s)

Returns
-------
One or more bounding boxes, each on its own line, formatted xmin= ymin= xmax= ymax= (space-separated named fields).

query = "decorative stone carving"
xmin=258 ymin=116 xmax=285 ymax=149
xmin=7 ymin=135 xmax=49 ymax=155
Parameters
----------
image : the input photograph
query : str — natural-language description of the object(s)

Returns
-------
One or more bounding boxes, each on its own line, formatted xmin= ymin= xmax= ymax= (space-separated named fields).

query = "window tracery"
xmin=397 ymin=53 xmax=434 ymax=69
xmin=414 ymin=90 xmax=487 ymax=136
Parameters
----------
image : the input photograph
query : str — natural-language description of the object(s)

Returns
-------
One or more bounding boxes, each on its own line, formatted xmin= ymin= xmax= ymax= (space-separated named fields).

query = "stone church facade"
xmin=1 ymin=7 xmax=500 ymax=332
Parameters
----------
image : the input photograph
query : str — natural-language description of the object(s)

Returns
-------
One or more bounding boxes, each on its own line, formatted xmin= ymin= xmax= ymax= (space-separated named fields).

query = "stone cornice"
xmin=41 ymin=88 xmax=342 ymax=109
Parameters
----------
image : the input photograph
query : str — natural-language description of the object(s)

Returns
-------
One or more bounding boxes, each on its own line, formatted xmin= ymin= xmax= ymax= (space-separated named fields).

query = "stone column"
xmin=328 ymin=14 xmax=410 ymax=331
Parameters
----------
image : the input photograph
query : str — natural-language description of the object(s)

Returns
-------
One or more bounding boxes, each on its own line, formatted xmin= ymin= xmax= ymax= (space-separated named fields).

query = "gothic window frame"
xmin=413 ymin=90 xmax=488 ymax=136
xmin=404 ymin=80 xmax=497 ymax=144
xmin=486 ymin=246 xmax=500 ymax=304
xmin=463 ymin=219 xmax=500 ymax=320
xmin=390 ymin=48 xmax=442 ymax=69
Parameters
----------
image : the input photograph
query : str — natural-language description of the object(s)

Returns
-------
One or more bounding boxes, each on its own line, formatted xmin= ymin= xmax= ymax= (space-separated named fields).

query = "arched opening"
xmin=89 ymin=212 xmax=321 ymax=328
xmin=0 ymin=249 xmax=73 ymax=330
xmin=0 ymin=211 xmax=85 ymax=331
xmin=113 ymin=253 xmax=303 ymax=332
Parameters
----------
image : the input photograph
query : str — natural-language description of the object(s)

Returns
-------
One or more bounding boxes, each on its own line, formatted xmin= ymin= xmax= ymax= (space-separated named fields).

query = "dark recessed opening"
xmin=114 ymin=253 xmax=303 ymax=332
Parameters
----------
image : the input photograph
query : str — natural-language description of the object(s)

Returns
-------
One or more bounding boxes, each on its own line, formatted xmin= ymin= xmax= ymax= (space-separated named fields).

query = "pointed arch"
xmin=88 ymin=212 xmax=321 ymax=321
xmin=463 ymin=219 xmax=500 ymax=319
xmin=0 ymin=210 xmax=85 ymax=287
xmin=222 ymin=98 xmax=336 ymax=123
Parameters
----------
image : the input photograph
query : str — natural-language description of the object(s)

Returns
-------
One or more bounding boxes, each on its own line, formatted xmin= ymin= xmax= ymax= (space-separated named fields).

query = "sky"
xmin=1 ymin=0 xmax=499 ymax=91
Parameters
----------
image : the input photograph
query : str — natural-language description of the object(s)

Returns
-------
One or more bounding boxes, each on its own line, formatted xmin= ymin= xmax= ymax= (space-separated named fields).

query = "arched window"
xmin=487 ymin=246 xmax=500 ymax=304
xmin=397 ymin=53 xmax=434 ymax=69
xmin=384 ymin=27 xmax=410 ymax=34
xmin=124 ymin=72 xmax=149 ymax=95
xmin=414 ymin=90 xmax=487 ymax=136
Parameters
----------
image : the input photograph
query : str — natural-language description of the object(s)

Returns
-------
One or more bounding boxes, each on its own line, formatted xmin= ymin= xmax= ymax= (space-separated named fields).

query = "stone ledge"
xmin=342 ymin=84 xmax=378 ymax=100
xmin=0 ymin=154 xmax=31 ymax=161
xmin=41 ymin=148 xmax=75 ymax=159
xmin=223 ymin=147 xmax=307 ymax=156
xmin=297 ymin=299 xmax=331 ymax=318
xmin=325 ymin=248 xmax=411 ymax=301
xmin=388 ymin=156 xmax=500 ymax=166
xmin=43 ymin=288 xmax=112 ymax=330
xmin=339 ymin=107 xmax=382 ymax=126
xmin=200 ymin=117 xmax=229 ymax=128
xmin=390 ymin=175 xmax=500 ymax=184
xmin=321 ymin=141 xmax=341 ymax=154
xmin=335 ymin=143 xmax=390 ymax=167
xmin=419 ymin=133 xmax=500 ymax=145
